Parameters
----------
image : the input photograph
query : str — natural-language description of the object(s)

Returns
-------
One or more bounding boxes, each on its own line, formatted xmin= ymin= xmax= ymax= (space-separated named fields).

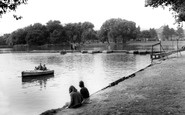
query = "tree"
xmin=149 ymin=28 xmax=158 ymax=40
xmin=169 ymin=28 xmax=176 ymax=40
xmin=74 ymin=22 xmax=83 ymax=43
xmin=140 ymin=30 xmax=151 ymax=41
xmin=6 ymin=33 xmax=14 ymax=45
xmin=136 ymin=26 xmax=141 ymax=39
xmin=26 ymin=30 xmax=46 ymax=45
xmin=25 ymin=23 xmax=48 ymax=45
xmin=145 ymin=0 xmax=185 ymax=22
xmin=110 ymin=20 xmax=137 ymax=43
xmin=81 ymin=29 xmax=98 ymax=43
xmin=99 ymin=18 xmax=137 ymax=43
xmin=50 ymin=29 xmax=67 ymax=44
xmin=0 ymin=34 xmax=10 ymax=45
xmin=46 ymin=20 xmax=66 ymax=44
xmin=162 ymin=25 xmax=171 ymax=40
xmin=46 ymin=20 xmax=63 ymax=33
xmin=81 ymin=22 xmax=94 ymax=31
xmin=11 ymin=29 xmax=27 ymax=45
xmin=0 ymin=0 xmax=27 ymax=18
xmin=81 ymin=22 xmax=95 ymax=43
xmin=0 ymin=35 xmax=7 ymax=45
xmin=139 ymin=29 xmax=158 ymax=41
xmin=176 ymin=27 xmax=185 ymax=39
xmin=64 ymin=23 xmax=82 ymax=43
xmin=99 ymin=18 xmax=120 ymax=43
xmin=64 ymin=22 xmax=95 ymax=44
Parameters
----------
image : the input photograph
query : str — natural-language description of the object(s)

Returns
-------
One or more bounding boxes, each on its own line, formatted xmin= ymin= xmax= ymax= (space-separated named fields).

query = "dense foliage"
xmin=161 ymin=25 xmax=184 ymax=40
xmin=145 ymin=0 xmax=185 ymax=22
xmin=137 ymin=28 xmax=158 ymax=41
xmin=98 ymin=18 xmax=137 ymax=43
xmin=0 ymin=19 xmax=184 ymax=46
xmin=0 ymin=34 xmax=9 ymax=45
xmin=3 ymin=20 xmax=97 ymax=46
xmin=162 ymin=25 xmax=175 ymax=40
xmin=176 ymin=26 xmax=185 ymax=39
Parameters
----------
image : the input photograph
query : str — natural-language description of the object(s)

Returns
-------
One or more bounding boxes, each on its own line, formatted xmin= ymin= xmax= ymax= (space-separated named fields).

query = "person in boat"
xmin=42 ymin=64 xmax=47 ymax=70
xmin=34 ymin=63 xmax=44 ymax=70
xmin=38 ymin=63 xmax=43 ymax=70
xmin=34 ymin=66 xmax=38 ymax=70
xmin=79 ymin=81 xmax=90 ymax=104
xmin=66 ymin=85 xmax=83 ymax=108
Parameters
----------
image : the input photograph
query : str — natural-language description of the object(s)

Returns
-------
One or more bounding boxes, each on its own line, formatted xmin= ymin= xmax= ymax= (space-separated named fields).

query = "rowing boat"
xmin=22 ymin=70 xmax=54 ymax=77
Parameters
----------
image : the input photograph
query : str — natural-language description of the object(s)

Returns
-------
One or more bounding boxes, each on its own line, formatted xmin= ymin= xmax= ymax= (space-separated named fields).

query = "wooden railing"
xmin=150 ymin=41 xmax=166 ymax=61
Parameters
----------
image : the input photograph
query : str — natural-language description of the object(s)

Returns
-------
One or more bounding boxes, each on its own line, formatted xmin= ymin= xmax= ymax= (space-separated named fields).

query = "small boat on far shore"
xmin=22 ymin=70 xmax=54 ymax=77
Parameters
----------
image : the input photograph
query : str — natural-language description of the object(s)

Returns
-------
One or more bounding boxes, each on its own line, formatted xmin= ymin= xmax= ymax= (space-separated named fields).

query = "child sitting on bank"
xmin=79 ymin=81 xmax=90 ymax=104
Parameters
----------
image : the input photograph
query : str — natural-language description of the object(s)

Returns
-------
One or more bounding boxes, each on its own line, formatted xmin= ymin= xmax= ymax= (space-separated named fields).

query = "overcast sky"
xmin=0 ymin=0 xmax=184 ymax=35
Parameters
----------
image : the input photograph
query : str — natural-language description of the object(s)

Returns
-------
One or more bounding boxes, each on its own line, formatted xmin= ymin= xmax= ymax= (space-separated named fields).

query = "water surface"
xmin=0 ymin=52 xmax=151 ymax=115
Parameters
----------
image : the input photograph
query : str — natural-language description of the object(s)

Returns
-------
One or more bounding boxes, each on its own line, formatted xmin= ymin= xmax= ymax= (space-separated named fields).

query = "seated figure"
xmin=38 ymin=63 xmax=43 ymax=70
xmin=66 ymin=85 xmax=83 ymax=108
xmin=79 ymin=81 xmax=90 ymax=104
xmin=35 ymin=63 xmax=44 ymax=70
xmin=42 ymin=64 xmax=47 ymax=70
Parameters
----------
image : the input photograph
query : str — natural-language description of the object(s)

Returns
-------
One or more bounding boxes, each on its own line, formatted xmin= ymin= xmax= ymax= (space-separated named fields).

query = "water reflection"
xmin=22 ymin=75 xmax=54 ymax=89
xmin=0 ymin=53 xmax=151 ymax=115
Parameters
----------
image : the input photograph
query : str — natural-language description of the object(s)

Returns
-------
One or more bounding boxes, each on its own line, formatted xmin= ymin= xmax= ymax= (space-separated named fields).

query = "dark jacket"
xmin=80 ymin=87 xmax=90 ymax=99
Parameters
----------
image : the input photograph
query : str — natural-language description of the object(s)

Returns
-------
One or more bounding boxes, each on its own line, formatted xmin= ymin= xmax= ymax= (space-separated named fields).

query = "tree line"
xmin=0 ymin=18 xmax=160 ymax=46
xmin=0 ymin=18 xmax=184 ymax=46
xmin=161 ymin=25 xmax=185 ymax=41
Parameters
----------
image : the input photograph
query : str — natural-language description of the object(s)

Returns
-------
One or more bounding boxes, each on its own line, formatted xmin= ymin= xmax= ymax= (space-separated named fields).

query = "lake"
xmin=0 ymin=52 xmax=151 ymax=115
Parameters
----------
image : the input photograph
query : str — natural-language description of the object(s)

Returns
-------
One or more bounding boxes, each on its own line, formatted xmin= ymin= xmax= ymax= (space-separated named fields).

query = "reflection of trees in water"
xmin=31 ymin=55 xmax=64 ymax=66
xmin=22 ymin=75 xmax=54 ymax=89
xmin=102 ymin=54 xmax=136 ymax=71
xmin=30 ymin=53 xmax=95 ymax=66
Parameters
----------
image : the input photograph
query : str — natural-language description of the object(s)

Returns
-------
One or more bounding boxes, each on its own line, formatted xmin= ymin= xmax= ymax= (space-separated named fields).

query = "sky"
xmin=0 ymin=0 xmax=184 ymax=35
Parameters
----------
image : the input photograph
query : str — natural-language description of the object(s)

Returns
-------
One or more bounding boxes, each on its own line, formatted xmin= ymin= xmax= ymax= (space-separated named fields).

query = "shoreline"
xmin=91 ymin=63 xmax=153 ymax=97
xmin=0 ymin=49 xmax=161 ymax=55
xmin=40 ymin=61 xmax=154 ymax=115
xmin=40 ymin=62 xmax=153 ymax=115
xmin=40 ymin=64 xmax=152 ymax=115
xmin=41 ymin=51 xmax=185 ymax=115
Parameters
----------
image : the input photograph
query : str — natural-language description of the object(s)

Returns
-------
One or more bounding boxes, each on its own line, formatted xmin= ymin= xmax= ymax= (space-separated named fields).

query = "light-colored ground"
xmin=41 ymin=51 xmax=185 ymax=115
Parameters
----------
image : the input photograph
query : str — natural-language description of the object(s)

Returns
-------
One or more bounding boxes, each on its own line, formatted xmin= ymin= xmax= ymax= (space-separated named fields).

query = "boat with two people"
xmin=22 ymin=63 xmax=54 ymax=77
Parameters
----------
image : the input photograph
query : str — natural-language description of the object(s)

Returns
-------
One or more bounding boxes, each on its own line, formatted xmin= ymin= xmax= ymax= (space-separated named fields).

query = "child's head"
xmin=79 ymin=81 xmax=84 ymax=88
